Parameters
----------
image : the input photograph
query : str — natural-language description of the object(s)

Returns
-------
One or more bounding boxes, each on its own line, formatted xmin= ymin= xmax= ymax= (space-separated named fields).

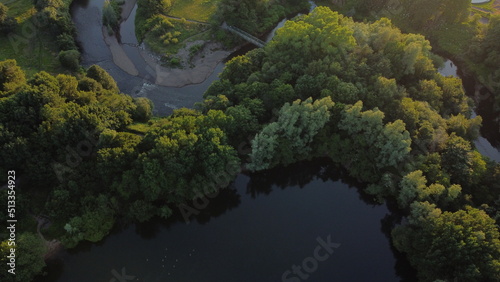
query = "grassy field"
xmin=144 ymin=18 xmax=209 ymax=55
xmin=0 ymin=0 xmax=64 ymax=77
xmin=169 ymin=0 xmax=220 ymax=22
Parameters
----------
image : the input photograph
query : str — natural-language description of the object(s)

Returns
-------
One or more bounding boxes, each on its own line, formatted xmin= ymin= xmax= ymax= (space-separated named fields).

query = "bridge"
xmin=221 ymin=22 xmax=266 ymax=48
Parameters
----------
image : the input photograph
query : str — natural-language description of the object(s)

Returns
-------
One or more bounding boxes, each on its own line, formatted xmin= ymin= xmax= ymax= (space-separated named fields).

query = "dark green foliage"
xmin=0 ymin=233 xmax=47 ymax=282
xmin=56 ymin=33 xmax=78 ymax=51
xmin=58 ymin=50 xmax=80 ymax=71
xmin=86 ymin=65 xmax=119 ymax=93
xmin=469 ymin=15 xmax=500 ymax=111
xmin=132 ymin=97 xmax=154 ymax=122
xmin=213 ymin=0 xmax=309 ymax=36
xmin=0 ymin=3 xmax=17 ymax=34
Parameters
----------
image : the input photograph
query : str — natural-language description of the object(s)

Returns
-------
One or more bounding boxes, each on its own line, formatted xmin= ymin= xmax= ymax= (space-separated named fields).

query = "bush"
xmin=57 ymin=33 xmax=78 ymax=51
xmin=34 ymin=0 xmax=64 ymax=11
xmin=86 ymin=65 xmax=119 ymax=92
xmin=103 ymin=0 xmax=119 ymax=30
xmin=169 ymin=57 xmax=181 ymax=67
xmin=133 ymin=97 xmax=154 ymax=122
xmin=58 ymin=50 xmax=80 ymax=71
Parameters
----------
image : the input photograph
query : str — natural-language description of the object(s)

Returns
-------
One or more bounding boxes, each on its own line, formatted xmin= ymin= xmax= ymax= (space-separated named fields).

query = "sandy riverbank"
xmin=102 ymin=0 xmax=232 ymax=88
xmin=140 ymin=40 xmax=232 ymax=87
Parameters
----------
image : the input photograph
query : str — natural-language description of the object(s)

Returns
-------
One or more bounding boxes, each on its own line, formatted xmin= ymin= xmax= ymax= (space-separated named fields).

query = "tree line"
xmin=199 ymin=8 xmax=500 ymax=281
xmin=1 ymin=5 xmax=500 ymax=281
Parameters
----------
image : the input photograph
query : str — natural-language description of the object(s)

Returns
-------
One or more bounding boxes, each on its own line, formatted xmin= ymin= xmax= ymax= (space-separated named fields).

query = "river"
xmin=438 ymin=60 xmax=500 ymax=162
xmin=39 ymin=2 xmax=499 ymax=281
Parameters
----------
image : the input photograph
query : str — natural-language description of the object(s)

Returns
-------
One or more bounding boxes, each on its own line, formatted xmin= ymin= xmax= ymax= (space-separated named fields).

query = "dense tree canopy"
xmin=393 ymin=205 xmax=500 ymax=281
xmin=201 ymin=7 xmax=500 ymax=280
xmin=0 ymin=61 xmax=239 ymax=250
xmin=1 ymin=4 xmax=499 ymax=281
xmin=213 ymin=0 xmax=310 ymax=35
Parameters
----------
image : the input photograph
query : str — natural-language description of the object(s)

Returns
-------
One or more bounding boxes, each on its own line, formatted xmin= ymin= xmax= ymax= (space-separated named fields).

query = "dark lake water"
xmin=40 ymin=161 xmax=403 ymax=282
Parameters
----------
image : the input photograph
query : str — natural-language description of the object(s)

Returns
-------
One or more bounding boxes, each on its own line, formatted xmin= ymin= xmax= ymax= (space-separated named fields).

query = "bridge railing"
xmin=221 ymin=22 xmax=266 ymax=48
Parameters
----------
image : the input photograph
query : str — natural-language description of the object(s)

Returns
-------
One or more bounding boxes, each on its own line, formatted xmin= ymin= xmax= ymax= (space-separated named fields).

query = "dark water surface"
xmin=438 ymin=60 xmax=500 ymax=162
xmin=40 ymin=162 xmax=401 ymax=282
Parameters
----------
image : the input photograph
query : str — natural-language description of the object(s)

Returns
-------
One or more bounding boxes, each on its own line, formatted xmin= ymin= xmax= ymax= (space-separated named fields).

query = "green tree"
xmin=337 ymin=101 xmax=411 ymax=181
xmin=393 ymin=206 xmax=500 ymax=281
xmin=86 ymin=65 xmax=119 ymax=93
xmin=132 ymin=97 xmax=154 ymax=122
xmin=0 ymin=233 xmax=47 ymax=282
xmin=58 ymin=50 xmax=80 ymax=71
xmin=0 ymin=60 xmax=26 ymax=97
xmin=103 ymin=0 xmax=119 ymax=30
xmin=248 ymin=97 xmax=335 ymax=170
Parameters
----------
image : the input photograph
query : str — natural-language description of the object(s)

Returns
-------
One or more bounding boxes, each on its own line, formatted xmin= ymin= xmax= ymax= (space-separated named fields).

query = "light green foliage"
xmin=447 ymin=113 xmax=482 ymax=141
xmin=398 ymin=170 xmax=428 ymax=208
xmin=135 ymin=109 xmax=240 ymax=202
xmin=393 ymin=206 xmax=500 ymax=281
xmin=437 ymin=75 xmax=470 ymax=117
xmin=247 ymin=122 xmax=279 ymax=171
xmin=406 ymin=201 xmax=442 ymax=225
xmin=398 ymin=97 xmax=448 ymax=152
xmin=0 ymin=59 xmax=25 ymax=97
xmin=397 ymin=170 xmax=462 ymax=208
xmin=337 ymin=101 xmax=411 ymax=181
xmin=248 ymin=97 xmax=335 ymax=171
xmin=442 ymin=133 xmax=487 ymax=186
xmin=63 ymin=204 xmax=115 ymax=247
xmin=86 ymin=65 xmax=119 ymax=93
xmin=132 ymin=97 xmax=154 ymax=122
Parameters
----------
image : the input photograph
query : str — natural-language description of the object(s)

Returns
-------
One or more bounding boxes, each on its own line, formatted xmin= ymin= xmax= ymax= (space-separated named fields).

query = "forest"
xmin=0 ymin=1 xmax=500 ymax=281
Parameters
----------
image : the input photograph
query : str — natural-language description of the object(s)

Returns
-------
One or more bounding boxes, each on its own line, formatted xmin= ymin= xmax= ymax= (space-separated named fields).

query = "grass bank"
xmin=169 ymin=0 xmax=219 ymax=22
xmin=0 ymin=0 xmax=64 ymax=76
xmin=0 ymin=0 xmax=79 ymax=76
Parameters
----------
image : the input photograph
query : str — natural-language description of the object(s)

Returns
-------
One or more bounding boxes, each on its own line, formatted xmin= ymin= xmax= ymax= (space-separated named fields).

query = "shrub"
xmin=57 ymin=33 xmax=78 ymax=51
xmin=132 ymin=97 xmax=154 ymax=122
xmin=58 ymin=50 xmax=80 ymax=71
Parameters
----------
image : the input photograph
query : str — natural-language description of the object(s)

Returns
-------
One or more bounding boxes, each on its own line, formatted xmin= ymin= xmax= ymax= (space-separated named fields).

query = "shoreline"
xmin=101 ymin=0 xmax=233 ymax=88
